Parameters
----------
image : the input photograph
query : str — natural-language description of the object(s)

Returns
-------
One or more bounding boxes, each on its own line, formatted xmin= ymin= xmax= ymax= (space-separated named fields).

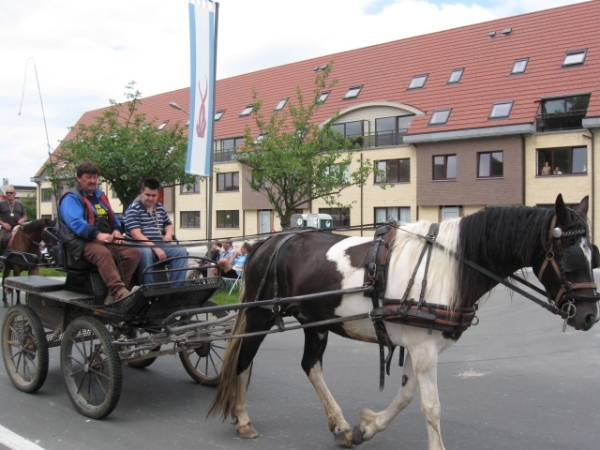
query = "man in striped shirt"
xmin=124 ymin=177 xmax=188 ymax=284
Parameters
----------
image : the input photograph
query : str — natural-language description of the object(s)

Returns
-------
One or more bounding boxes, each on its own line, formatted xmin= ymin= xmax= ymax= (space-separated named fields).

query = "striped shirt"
xmin=124 ymin=200 xmax=173 ymax=242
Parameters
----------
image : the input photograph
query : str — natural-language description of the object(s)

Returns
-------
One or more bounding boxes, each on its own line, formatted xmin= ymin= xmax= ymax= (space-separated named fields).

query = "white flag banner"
xmin=186 ymin=0 xmax=218 ymax=177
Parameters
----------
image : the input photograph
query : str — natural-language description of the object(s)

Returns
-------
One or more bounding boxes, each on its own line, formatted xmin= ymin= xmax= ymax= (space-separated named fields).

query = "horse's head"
xmin=533 ymin=194 xmax=600 ymax=331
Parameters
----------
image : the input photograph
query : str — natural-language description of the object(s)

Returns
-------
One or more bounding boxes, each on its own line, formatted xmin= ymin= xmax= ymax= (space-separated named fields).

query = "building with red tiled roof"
xmin=35 ymin=0 xmax=600 ymax=239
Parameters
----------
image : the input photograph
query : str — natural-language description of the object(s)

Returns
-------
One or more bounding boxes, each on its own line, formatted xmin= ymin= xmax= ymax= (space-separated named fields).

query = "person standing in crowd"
xmin=0 ymin=186 xmax=27 ymax=254
xmin=57 ymin=162 xmax=140 ymax=304
xmin=124 ymin=177 xmax=188 ymax=285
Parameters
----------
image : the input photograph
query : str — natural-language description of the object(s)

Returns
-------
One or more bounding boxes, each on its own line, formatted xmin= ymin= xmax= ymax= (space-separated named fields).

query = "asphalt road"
xmin=1 ymin=276 xmax=599 ymax=450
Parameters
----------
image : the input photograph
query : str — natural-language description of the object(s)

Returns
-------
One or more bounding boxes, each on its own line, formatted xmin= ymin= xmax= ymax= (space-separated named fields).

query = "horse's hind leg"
xmin=302 ymin=328 xmax=353 ymax=446
xmin=353 ymin=352 xmax=419 ymax=444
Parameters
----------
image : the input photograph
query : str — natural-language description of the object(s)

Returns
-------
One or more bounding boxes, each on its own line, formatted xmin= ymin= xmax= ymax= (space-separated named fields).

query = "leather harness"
xmin=364 ymin=222 xmax=478 ymax=390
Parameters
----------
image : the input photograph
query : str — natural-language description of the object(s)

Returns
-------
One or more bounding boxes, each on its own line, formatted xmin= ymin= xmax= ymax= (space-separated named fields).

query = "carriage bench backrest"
xmin=1 ymin=250 xmax=40 ymax=267
xmin=45 ymin=227 xmax=108 ymax=304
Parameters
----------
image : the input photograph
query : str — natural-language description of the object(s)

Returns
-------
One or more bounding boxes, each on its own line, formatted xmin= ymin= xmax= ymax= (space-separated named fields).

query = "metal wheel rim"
xmin=2 ymin=307 xmax=45 ymax=390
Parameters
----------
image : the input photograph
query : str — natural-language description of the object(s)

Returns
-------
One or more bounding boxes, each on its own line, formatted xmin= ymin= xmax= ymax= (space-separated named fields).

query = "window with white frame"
xmin=375 ymin=207 xmax=410 ymax=224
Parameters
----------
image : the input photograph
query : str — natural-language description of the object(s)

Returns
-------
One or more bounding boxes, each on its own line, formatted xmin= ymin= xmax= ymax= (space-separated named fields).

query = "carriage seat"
xmin=45 ymin=227 xmax=108 ymax=304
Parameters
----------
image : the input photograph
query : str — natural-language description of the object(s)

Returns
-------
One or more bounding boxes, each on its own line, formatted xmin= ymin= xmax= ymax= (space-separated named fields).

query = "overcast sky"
xmin=0 ymin=0 xmax=586 ymax=187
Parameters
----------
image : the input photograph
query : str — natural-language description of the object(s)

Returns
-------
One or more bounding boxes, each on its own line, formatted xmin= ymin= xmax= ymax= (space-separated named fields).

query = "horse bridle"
xmin=536 ymin=214 xmax=600 ymax=320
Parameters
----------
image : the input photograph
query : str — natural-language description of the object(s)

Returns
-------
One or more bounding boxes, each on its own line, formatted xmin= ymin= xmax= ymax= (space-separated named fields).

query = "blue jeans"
xmin=138 ymin=245 xmax=188 ymax=285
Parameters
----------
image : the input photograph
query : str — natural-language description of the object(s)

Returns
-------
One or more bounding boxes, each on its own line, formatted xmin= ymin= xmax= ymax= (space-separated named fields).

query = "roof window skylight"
xmin=275 ymin=98 xmax=288 ymax=111
xmin=447 ymin=69 xmax=464 ymax=84
xmin=157 ymin=120 xmax=169 ymax=130
xmin=563 ymin=50 xmax=587 ymax=66
xmin=343 ymin=85 xmax=363 ymax=100
xmin=408 ymin=75 xmax=428 ymax=90
xmin=215 ymin=110 xmax=225 ymax=121
xmin=489 ymin=101 xmax=513 ymax=119
xmin=318 ymin=91 xmax=330 ymax=104
xmin=239 ymin=105 xmax=254 ymax=117
xmin=511 ymin=58 xmax=528 ymax=74
xmin=429 ymin=109 xmax=451 ymax=125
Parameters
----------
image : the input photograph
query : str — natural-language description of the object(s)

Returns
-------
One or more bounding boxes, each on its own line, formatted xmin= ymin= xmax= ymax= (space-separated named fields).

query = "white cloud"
xmin=0 ymin=0 xmax=587 ymax=186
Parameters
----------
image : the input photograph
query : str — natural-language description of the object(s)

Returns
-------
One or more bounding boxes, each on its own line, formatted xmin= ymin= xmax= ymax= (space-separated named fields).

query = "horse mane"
xmin=457 ymin=205 xmax=553 ymax=306
xmin=389 ymin=220 xmax=461 ymax=310
xmin=22 ymin=218 xmax=50 ymax=234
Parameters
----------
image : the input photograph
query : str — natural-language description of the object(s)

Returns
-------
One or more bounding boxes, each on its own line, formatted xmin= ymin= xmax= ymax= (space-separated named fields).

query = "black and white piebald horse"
xmin=209 ymin=195 xmax=599 ymax=450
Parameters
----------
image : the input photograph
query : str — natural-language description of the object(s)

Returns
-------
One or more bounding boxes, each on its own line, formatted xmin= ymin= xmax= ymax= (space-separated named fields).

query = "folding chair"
xmin=228 ymin=270 xmax=243 ymax=295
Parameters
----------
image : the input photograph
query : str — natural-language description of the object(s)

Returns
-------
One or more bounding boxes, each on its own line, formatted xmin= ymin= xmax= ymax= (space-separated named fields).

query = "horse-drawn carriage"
xmin=1 ymin=194 xmax=599 ymax=450
xmin=1 ymin=224 xmax=236 ymax=419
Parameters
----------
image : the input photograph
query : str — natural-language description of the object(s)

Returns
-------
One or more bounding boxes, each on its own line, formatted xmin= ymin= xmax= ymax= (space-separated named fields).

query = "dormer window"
xmin=563 ymin=50 xmax=586 ymax=67
xmin=343 ymin=85 xmax=363 ymax=100
xmin=489 ymin=101 xmax=513 ymax=119
xmin=239 ymin=105 xmax=254 ymax=117
xmin=275 ymin=98 xmax=288 ymax=111
xmin=408 ymin=75 xmax=428 ymax=90
xmin=429 ymin=109 xmax=451 ymax=125
xmin=447 ymin=69 xmax=463 ymax=84
xmin=215 ymin=110 xmax=225 ymax=121
xmin=511 ymin=58 xmax=528 ymax=74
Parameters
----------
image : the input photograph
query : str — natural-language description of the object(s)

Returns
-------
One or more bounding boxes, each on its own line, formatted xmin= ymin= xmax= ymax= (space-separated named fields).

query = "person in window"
xmin=212 ymin=241 xmax=251 ymax=279
xmin=124 ymin=177 xmax=189 ymax=285
xmin=541 ymin=162 xmax=552 ymax=175
xmin=57 ymin=162 xmax=140 ymax=304
xmin=553 ymin=166 xmax=563 ymax=175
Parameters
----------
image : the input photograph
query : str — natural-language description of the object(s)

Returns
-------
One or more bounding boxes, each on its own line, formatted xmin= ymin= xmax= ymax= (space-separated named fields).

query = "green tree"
xmin=237 ymin=63 xmax=380 ymax=229
xmin=46 ymin=82 xmax=193 ymax=207
xmin=21 ymin=194 xmax=37 ymax=221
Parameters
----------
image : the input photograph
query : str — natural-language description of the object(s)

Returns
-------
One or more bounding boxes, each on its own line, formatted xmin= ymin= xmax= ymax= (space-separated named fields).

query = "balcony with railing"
xmin=346 ymin=129 xmax=409 ymax=149
xmin=213 ymin=149 xmax=238 ymax=163
xmin=536 ymin=110 xmax=587 ymax=132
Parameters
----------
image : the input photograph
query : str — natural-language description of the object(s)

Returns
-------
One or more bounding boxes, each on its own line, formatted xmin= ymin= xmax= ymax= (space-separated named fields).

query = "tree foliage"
xmin=46 ymin=82 xmax=193 ymax=207
xmin=21 ymin=194 xmax=37 ymax=221
xmin=236 ymin=63 xmax=379 ymax=228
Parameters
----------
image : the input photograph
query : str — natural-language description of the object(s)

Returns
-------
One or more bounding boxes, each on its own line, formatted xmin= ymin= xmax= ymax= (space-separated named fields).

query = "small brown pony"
xmin=1 ymin=218 xmax=53 ymax=306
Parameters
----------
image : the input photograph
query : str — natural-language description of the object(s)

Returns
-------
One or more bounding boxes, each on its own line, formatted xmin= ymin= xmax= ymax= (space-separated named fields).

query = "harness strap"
xmin=394 ymin=224 xmax=569 ymax=318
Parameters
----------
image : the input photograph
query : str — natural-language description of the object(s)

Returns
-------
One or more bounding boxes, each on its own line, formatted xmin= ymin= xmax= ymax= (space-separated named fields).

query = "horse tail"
xmin=208 ymin=236 xmax=272 ymax=420
xmin=207 ymin=309 xmax=247 ymax=420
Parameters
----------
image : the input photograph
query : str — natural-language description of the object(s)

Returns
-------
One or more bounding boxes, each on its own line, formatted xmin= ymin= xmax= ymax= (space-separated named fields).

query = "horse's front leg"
xmin=352 ymin=352 xmax=419 ymax=444
xmin=413 ymin=345 xmax=445 ymax=450
xmin=303 ymin=329 xmax=353 ymax=446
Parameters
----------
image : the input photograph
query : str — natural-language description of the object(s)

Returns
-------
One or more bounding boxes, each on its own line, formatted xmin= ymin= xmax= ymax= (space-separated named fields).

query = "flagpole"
xmin=207 ymin=1 xmax=219 ymax=242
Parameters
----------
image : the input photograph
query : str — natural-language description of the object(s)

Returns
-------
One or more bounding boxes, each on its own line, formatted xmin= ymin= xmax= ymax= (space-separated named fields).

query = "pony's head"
xmin=533 ymin=194 xmax=600 ymax=331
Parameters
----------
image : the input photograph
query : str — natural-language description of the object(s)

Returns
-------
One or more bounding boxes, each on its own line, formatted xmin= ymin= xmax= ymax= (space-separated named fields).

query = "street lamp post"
xmin=169 ymin=101 xmax=214 ymax=242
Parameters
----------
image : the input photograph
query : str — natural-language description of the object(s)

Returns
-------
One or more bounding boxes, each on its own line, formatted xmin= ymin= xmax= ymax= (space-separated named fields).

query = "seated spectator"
xmin=212 ymin=241 xmax=251 ymax=279
xmin=199 ymin=242 xmax=222 ymax=277
xmin=124 ymin=177 xmax=188 ymax=285
xmin=554 ymin=166 xmax=563 ymax=175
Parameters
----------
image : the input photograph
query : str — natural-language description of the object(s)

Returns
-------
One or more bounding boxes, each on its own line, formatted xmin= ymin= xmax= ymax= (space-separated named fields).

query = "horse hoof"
xmin=352 ymin=426 xmax=365 ymax=445
xmin=333 ymin=430 xmax=353 ymax=447
xmin=236 ymin=423 xmax=259 ymax=439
